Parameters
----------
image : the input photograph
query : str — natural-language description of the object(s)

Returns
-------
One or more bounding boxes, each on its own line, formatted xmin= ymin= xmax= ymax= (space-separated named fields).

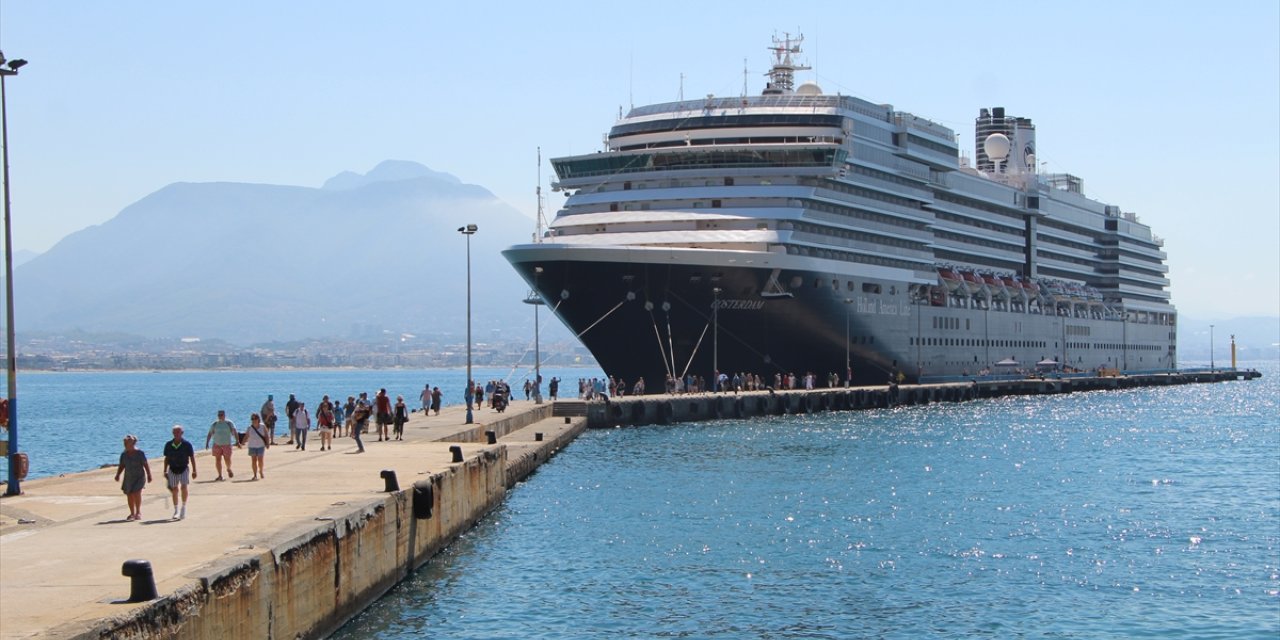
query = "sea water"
xmin=2 ymin=364 xmax=1275 ymax=637
xmin=332 ymin=362 xmax=1279 ymax=639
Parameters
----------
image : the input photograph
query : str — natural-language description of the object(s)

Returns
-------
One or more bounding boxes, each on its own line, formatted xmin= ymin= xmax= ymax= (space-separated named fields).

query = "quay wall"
xmin=57 ymin=413 xmax=581 ymax=640
xmin=586 ymin=369 xmax=1262 ymax=428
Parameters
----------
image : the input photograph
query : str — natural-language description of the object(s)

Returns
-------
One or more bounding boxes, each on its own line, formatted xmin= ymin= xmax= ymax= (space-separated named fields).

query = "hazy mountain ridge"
xmin=12 ymin=161 xmax=545 ymax=344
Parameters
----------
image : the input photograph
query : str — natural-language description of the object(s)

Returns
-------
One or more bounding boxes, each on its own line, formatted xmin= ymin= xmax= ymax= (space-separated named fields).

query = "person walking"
xmin=284 ymin=394 xmax=299 ymax=444
xmin=351 ymin=393 xmax=370 ymax=453
xmin=163 ymin=425 xmax=197 ymax=520
xmin=374 ymin=388 xmax=392 ymax=441
xmin=392 ymin=395 xmax=409 ymax=441
xmin=244 ymin=413 xmax=269 ymax=480
xmin=113 ymin=434 xmax=152 ymax=521
xmin=316 ymin=396 xmax=334 ymax=451
xmin=419 ymin=384 xmax=431 ymax=413
xmin=260 ymin=394 xmax=278 ymax=445
xmin=430 ymin=386 xmax=442 ymax=415
xmin=205 ymin=410 xmax=240 ymax=481
xmin=333 ymin=397 xmax=346 ymax=438
xmin=292 ymin=402 xmax=312 ymax=451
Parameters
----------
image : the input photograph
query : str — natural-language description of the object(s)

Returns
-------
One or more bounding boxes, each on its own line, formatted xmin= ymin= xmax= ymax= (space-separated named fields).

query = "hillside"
xmin=11 ymin=161 xmax=548 ymax=345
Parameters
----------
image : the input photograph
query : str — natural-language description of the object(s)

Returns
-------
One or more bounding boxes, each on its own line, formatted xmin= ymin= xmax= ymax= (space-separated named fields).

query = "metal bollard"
xmin=380 ymin=469 xmax=399 ymax=492
xmin=449 ymin=445 xmax=463 ymax=463
xmin=485 ymin=431 xmax=496 ymax=445
xmin=564 ymin=416 xmax=571 ymax=424
xmin=535 ymin=432 xmax=544 ymax=442
xmin=122 ymin=559 xmax=158 ymax=602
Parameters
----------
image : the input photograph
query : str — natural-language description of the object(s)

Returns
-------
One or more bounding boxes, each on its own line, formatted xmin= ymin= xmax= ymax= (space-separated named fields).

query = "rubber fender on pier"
xmin=818 ymin=393 xmax=830 ymax=411
xmin=412 ymin=481 xmax=434 ymax=520
xmin=800 ymin=394 xmax=812 ymax=414
xmin=783 ymin=394 xmax=795 ymax=414
xmin=734 ymin=396 xmax=745 ymax=418
xmin=659 ymin=400 xmax=674 ymax=424
xmin=631 ymin=401 xmax=646 ymax=423
xmin=610 ymin=402 xmax=624 ymax=422
xmin=713 ymin=397 xmax=723 ymax=419
xmin=757 ymin=396 xmax=769 ymax=414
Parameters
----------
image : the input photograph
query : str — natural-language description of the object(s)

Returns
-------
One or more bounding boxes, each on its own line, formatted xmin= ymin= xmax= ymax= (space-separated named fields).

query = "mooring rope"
xmin=575 ymin=299 xmax=627 ymax=339
xmin=679 ymin=321 xmax=711 ymax=379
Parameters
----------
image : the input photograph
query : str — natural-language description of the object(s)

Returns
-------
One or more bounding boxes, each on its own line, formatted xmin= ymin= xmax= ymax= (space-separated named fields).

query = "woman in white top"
xmin=244 ymin=413 xmax=270 ymax=480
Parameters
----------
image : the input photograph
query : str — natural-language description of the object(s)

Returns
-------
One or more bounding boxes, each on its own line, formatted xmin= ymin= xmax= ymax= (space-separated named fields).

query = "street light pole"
xmin=458 ymin=224 xmax=477 ymax=424
xmin=1 ymin=54 xmax=26 ymax=496
xmin=523 ymin=267 xmax=545 ymax=404
xmin=843 ymin=298 xmax=853 ymax=386
xmin=1209 ymin=324 xmax=1215 ymax=371
xmin=712 ymin=287 xmax=720 ymax=392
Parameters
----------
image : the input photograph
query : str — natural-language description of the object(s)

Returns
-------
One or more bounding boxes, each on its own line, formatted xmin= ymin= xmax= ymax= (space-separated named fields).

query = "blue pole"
xmin=2 ymin=68 xmax=20 ymax=495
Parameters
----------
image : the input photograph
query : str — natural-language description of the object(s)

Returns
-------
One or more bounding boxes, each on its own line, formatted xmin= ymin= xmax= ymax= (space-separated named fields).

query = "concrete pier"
xmin=574 ymin=368 xmax=1263 ymax=428
xmin=0 ymin=401 xmax=584 ymax=639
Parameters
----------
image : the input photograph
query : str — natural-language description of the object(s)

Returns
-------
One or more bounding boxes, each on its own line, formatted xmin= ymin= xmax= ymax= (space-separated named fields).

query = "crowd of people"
xmin=109 ymin=378 xmax=538 ymax=523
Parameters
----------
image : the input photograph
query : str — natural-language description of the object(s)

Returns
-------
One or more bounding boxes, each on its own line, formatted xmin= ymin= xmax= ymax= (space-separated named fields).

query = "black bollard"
xmin=535 ymin=432 xmax=544 ymax=442
xmin=449 ymin=445 xmax=463 ymax=463
xmin=485 ymin=430 xmax=497 ymax=445
xmin=564 ymin=416 xmax=571 ymax=424
xmin=380 ymin=469 xmax=399 ymax=492
xmin=122 ymin=559 xmax=158 ymax=602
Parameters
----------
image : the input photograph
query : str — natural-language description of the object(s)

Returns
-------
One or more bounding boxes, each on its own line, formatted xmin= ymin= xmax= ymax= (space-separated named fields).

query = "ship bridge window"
xmin=862 ymin=283 xmax=882 ymax=294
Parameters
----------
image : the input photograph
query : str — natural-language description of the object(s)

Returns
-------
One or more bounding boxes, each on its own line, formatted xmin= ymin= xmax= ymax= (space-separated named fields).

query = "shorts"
xmin=376 ymin=412 xmax=393 ymax=425
xmin=248 ymin=446 xmax=265 ymax=457
xmin=165 ymin=468 xmax=190 ymax=489
xmin=320 ymin=426 xmax=332 ymax=436
xmin=212 ymin=444 xmax=234 ymax=458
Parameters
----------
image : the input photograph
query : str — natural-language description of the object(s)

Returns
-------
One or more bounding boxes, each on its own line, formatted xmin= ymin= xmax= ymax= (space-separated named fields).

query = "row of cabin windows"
xmin=911 ymin=337 xmax=1049 ymax=349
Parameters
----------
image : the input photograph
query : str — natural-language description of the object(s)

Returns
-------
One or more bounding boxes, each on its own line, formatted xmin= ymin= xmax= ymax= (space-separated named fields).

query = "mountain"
xmin=6 ymin=249 xmax=39 ymax=268
xmin=11 ymin=161 xmax=548 ymax=344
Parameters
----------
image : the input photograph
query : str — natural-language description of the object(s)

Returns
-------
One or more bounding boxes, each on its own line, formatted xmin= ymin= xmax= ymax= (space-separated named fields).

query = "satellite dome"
xmin=983 ymin=133 xmax=1011 ymax=161
xmin=795 ymin=81 xmax=823 ymax=96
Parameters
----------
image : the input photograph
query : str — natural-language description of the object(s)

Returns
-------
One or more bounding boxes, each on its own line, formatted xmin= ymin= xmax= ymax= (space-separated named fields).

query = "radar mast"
xmin=763 ymin=32 xmax=809 ymax=95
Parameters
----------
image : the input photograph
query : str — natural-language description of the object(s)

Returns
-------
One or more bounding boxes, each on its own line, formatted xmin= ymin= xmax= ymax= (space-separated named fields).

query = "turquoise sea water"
xmin=332 ymin=362 xmax=1278 ymax=639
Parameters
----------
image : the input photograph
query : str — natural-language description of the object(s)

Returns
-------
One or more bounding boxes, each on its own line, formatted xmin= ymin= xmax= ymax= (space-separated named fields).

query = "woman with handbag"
xmin=244 ymin=413 xmax=270 ymax=480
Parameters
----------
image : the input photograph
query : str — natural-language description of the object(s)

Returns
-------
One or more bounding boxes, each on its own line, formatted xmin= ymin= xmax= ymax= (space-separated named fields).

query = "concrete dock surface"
xmin=0 ymin=399 xmax=576 ymax=639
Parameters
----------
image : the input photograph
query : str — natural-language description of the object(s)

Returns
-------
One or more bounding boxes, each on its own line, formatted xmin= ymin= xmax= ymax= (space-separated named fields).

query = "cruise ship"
xmin=503 ymin=34 xmax=1176 ymax=388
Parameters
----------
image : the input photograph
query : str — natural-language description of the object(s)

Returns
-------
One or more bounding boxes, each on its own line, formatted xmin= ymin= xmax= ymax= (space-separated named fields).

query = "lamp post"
xmin=458 ymin=224 xmax=477 ymax=423
xmin=523 ymin=267 xmax=544 ymax=404
xmin=843 ymin=298 xmax=853 ymax=386
xmin=2 ymin=54 xmax=26 ymax=496
xmin=712 ymin=287 xmax=721 ymax=392
xmin=1209 ymin=324 xmax=1214 ymax=372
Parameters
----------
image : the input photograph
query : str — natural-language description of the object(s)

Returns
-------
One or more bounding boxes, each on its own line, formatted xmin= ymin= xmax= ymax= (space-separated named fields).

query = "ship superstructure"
xmin=504 ymin=35 xmax=1176 ymax=388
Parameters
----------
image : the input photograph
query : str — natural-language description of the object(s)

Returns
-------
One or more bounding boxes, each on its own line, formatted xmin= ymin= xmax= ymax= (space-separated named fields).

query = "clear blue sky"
xmin=1 ymin=1 xmax=1277 ymax=318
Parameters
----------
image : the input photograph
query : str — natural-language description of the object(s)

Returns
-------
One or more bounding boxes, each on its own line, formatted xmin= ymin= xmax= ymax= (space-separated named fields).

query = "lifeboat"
xmin=937 ymin=267 xmax=965 ymax=292
xmin=1043 ymin=280 xmax=1070 ymax=302
xmin=982 ymin=273 xmax=1007 ymax=298
xmin=960 ymin=270 xmax=987 ymax=295
xmin=1018 ymin=276 xmax=1041 ymax=296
